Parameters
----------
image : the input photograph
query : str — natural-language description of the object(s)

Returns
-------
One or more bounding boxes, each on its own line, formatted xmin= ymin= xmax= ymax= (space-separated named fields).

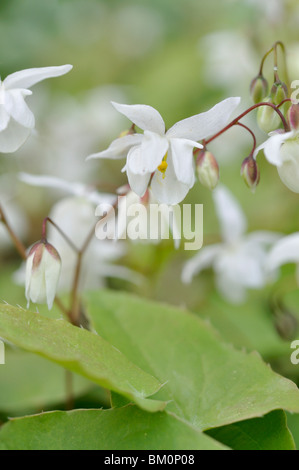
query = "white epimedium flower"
xmin=87 ymin=98 xmax=241 ymax=205
xmin=254 ymin=129 xmax=299 ymax=193
xmin=0 ymin=64 xmax=72 ymax=153
xmin=182 ymin=185 xmax=280 ymax=303
xmin=25 ymin=241 xmax=61 ymax=310
xmin=267 ymin=233 xmax=299 ymax=284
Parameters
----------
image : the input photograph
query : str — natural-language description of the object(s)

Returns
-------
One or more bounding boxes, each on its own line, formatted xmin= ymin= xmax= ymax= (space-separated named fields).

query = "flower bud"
xmin=274 ymin=307 xmax=298 ymax=341
xmin=240 ymin=155 xmax=260 ymax=192
xmin=257 ymin=97 xmax=281 ymax=133
xmin=270 ymin=80 xmax=288 ymax=106
xmin=287 ymin=104 xmax=299 ymax=130
xmin=250 ymin=75 xmax=268 ymax=104
xmin=196 ymin=150 xmax=219 ymax=190
xmin=25 ymin=240 xmax=61 ymax=310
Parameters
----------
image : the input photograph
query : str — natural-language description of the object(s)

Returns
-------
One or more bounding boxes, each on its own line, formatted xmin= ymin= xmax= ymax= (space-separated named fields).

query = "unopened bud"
xmin=257 ymin=97 xmax=281 ymax=133
xmin=25 ymin=240 xmax=61 ymax=310
xmin=270 ymin=81 xmax=288 ymax=106
xmin=241 ymin=156 xmax=260 ymax=192
xmin=196 ymin=151 xmax=219 ymax=190
xmin=250 ymin=75 xmax=268 ymax=104
xmin=274 ymin=308 xmax=298 ymax=341
xmin=288 ymin=104 xmax=299 ymax=130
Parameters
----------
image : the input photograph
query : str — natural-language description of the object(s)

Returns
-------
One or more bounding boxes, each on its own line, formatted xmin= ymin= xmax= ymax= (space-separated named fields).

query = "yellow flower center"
xmin=157 ymin=153 xmax=168 ymax=178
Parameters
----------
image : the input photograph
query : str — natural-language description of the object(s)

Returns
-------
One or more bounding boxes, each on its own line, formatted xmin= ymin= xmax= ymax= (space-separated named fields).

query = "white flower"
xmin=25 ymin=241 xmax=61 ymax=310
xmin=16 ymin=174 xmax=142 ymax=292
xmin=87 ymin=98 xmax=240 ymax=205
xmin=267 ymin=233 xmax=299 ymax=284
xmin=181 ymin=185 xmax=280 ymax=303
xmin=254 ymin=130 xmax=299 ymax=193
xmin=0 ymin=64 xmax=72 ymax=153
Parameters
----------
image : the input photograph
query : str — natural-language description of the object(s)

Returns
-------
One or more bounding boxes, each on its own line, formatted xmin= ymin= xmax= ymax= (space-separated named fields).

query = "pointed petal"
xmin=0 ymin=106 xmax=10 ymax=131
xmin=151 ymin=154 xmax=193 ymax=205
xmin=127 ymin=131 xmax=169 ymax=175
xmin=166 ymin=97 xmax=240 ymax=141
xmin=86 ymin=134 xmax=142 ymax=161
xmin=4 ymin=65 xmax=73 ymax=90
xmin=245 ymin=231 xmax=281 ymax=246
xmin=126 ymin=166 xmax=151 ymax=196
xmin=181 ymin=244 xmax=222 ymax=283
xmin=44 ymin=249 xmax=61 ymax=310
xmin=170 ymin=138 xmax=202 ymax=185
xmin=277 ymin=141 xmax=299 ymax=192
xmin=4 ymin=89 xmax=35 ymax=128
xmin=112 ymin=102 xmax=165 ymax=134
xmin=0 ymin=118 xmax=31 ymax=153
xmin=255 ymin=131 xmax=294 ymax=166
xmin=213 ymin=185 xmax=247 ymax=244
xmin=267 ymin=233 xmax=299 ymax=272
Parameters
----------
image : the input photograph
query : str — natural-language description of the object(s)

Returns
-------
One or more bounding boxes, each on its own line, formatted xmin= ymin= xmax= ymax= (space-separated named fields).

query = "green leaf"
xmin=206 ymin=410 xmax=295 ymax=450
xmin=0 ymin=304 xmax=165 ymax=412
xmin=0 ymin=406 xmax=228 ymax=450
xmin=85 ymin=290 xmax=299 ymax=431
xmin=0 ymin=349 xmax=97 ymax=415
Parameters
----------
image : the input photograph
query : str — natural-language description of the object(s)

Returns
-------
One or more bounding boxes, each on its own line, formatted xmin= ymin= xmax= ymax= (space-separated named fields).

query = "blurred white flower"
xmin=16 ymin=174 xmax=141 ymax=292
xmin=267 ymin=233 xmax=299 ymax=284
xmin=200 ymin=31 xmax=257 ymax=95
xmin=87 ymin=98 xmax=240 ymax=204
xmin=254 ymin=129 xmax=299 ymax=193
xmin=181 ymin=185 xmax=280 ymax=303
xmin=25 ymin=240 xmax=61 ymax=310
xmin=0 ymin=65 xmax=72 ymax=153
xmin=99 ymin=187 xmax=181 ymax=247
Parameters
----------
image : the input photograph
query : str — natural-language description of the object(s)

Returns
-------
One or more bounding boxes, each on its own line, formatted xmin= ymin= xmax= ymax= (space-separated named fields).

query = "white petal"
xmin=256 ymin=131 xmax=294 ymax=166
xmin=0 ymin=105 xmax=10 ymax=131
xmin=213 ymin=185 xmax=247 ymax=244
xmin=86 ymin=134 xmax=142 ymax=161
xmin=267 ymin=233 xmax=299 ymax=272
xmin=166 ymin=97 xmax=240 ymax=141
xmin=0 ymin=118 xmax=31 ymax=153
xmin=127 ymin=130 xmax=169 ymax=175
xmin=215 ymin=274 xmax=247 ymax=304
xmin=150 ymin=154 xmax=192 ymax=205
xmin=245 ymin=231 xmax=281 ymax=246
xmin=4 ymin=65 xmax=73 ymax=90
xmin=4 ymin=89 xmax=35 ymax=128
xmin=44 ymin=249 xmax=61 ymax=310
xmin=111 ymin=102 xmax=165 ymax=134
xmin=170 ymin=138 xmax=202 ymax=185
xmin=277 ymin=141 xmax=299 ymax=192
xmin=126 ymin=166 xmax=151 ymax=196
xmin=181 ymin=244 xmax=222 ymax=283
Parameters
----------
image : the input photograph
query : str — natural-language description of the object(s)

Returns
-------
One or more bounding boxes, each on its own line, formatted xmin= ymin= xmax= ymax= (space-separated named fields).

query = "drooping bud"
xmin=287 ymin=104 xmax=299 ymax=130
xmin=273 ymin=306 xmax=298 ymax=341
xmin=240 ymin=155 xmax=260 ymax=192
xmin=270 ymin=80 xmax=288 ymax=106
xmin=257 ymin=97 xmax=282 ymax=133
xmin=250 ymin=75 xmax=268 ymax=104
xmin=25 ymin=240 xmax=61 ymax=310
xmin=196 ymin=150 xmax=219 ymax=190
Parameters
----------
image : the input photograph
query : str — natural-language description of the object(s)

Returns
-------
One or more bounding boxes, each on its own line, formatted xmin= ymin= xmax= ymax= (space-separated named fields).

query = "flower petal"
xmin=126 ymin=166 xmax=151 ymax=196
xmin=4 ymin=65 xmax=73 ymax=90
xmin=255 ymin=131 xmax=294 ymax=166
xmin=213 ymin=185 xmax=247 ymax=244
xmin=111 ymin=102 xmax=165 ymax=134
xmin=150 ymin=155 xmax=193 ymax=205
xmin=127 ymin=130 xmax=169 ymax=175
xmin=267 ymin=233 xmax=299 ymax=272
xmin=170 ymin=138 xmax=202 ymax=185
xmin=181 ymin=244 xmax=222 ymax=284
xmin=4 ymin=89 xmax=35 ymax=128
xmin=0 ymin=105 xmax=10 ymax=131
xmin=277 ymin=141 xmax=299 ymax=192
xmin=166 ymin=97 xmax=240 ymax=141
xmin=86 ymin=134 xmax=142 ymax=161
xmin=0 ymin=118 xmax=31 ymax=153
